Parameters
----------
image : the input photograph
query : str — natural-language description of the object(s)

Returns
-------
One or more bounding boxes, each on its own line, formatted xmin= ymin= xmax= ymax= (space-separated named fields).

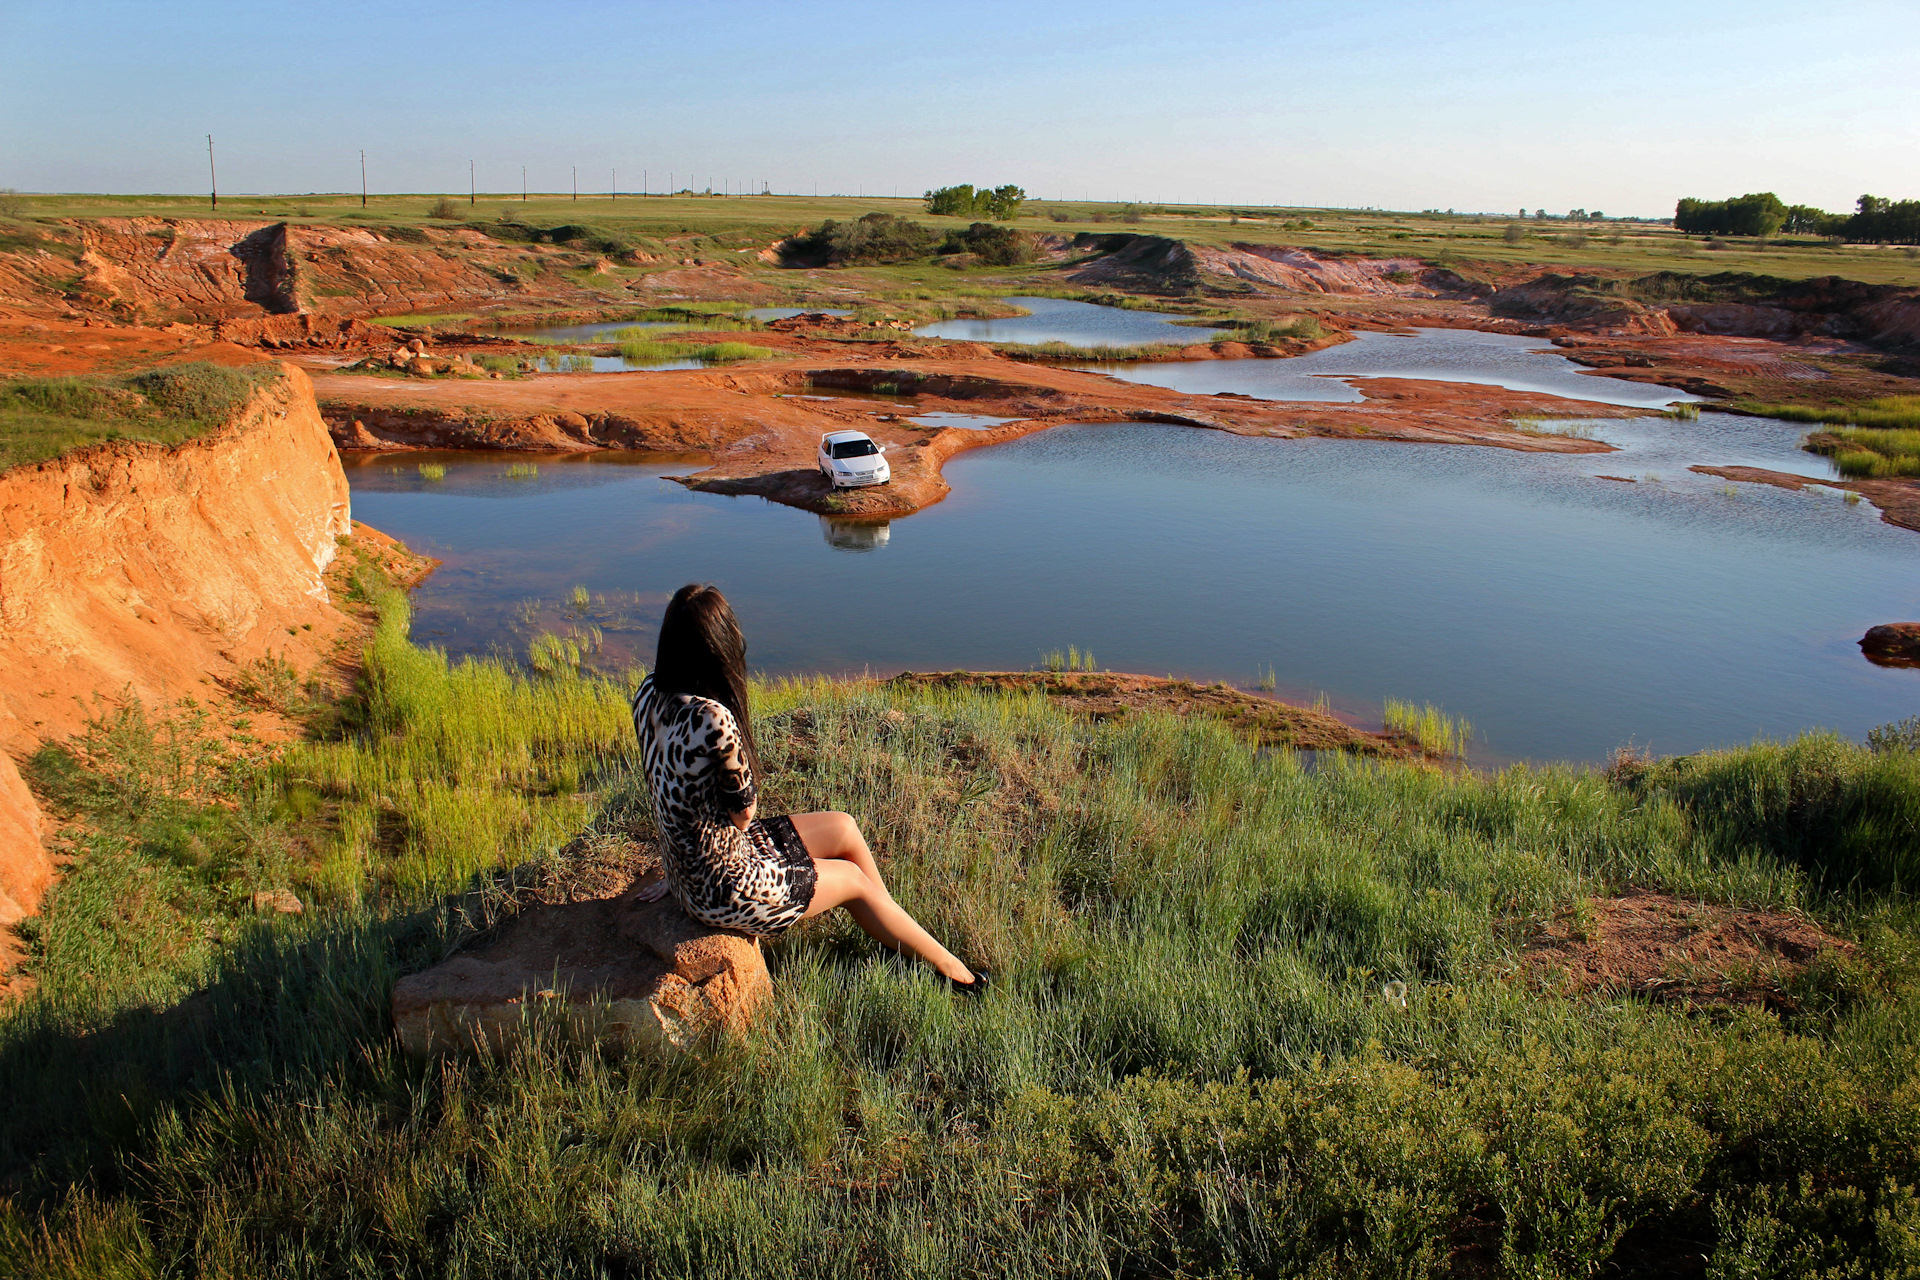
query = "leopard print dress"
xmin=630 ymin=676 xmax=817 ymax=936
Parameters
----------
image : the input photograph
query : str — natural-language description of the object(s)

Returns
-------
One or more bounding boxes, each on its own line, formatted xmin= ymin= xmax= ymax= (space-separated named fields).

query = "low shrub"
xmin=781 ymin=212 xmax=938 ymax=266
xmin=938 ymin=221 xmax=1034 ymax=266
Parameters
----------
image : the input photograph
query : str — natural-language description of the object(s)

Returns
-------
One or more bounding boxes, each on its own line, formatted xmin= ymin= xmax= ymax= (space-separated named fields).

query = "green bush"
xmin=1625 ymin=733 xmax=1920 ymax=890
xmin=780 ymin=212 xmax=939 ymax=266
xmin=939 ymin=221 xmax=1034 ymax=266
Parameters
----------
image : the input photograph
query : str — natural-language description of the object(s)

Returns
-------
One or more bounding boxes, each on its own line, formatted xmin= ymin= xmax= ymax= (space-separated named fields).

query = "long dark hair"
xmin=652 ymin=583 xmax=760 ymax=777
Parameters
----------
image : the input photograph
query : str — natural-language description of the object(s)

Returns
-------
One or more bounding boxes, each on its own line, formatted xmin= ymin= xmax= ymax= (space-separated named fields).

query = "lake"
xmin=344 ymin=407 xmax=1917 ymax=765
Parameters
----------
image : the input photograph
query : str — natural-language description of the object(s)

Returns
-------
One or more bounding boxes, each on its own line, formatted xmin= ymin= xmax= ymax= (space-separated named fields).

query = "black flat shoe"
xmin=950 ymin=967 xmax=991 ymax=998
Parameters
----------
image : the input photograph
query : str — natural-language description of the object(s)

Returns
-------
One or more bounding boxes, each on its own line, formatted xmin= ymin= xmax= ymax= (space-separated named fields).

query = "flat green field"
xmin=4 ymin=578 xmax=1919 ymax=1276
xmin=11 ymin=190 xmax=1919 ymax=288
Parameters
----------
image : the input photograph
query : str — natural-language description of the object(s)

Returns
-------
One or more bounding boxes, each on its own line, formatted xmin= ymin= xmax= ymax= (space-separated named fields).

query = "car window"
xmin=831 ymin=440 xmax=879 ymax=459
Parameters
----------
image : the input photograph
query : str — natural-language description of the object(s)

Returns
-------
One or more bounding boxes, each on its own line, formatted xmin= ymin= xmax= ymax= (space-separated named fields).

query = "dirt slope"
xmin=0 ymin=365 xmax=354 ymax=928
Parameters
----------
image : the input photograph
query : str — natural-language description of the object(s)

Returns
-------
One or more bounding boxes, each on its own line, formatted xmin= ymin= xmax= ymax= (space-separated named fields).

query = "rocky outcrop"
xmin=1861 ymin=623 xmax=1920 ymax=667
xmin=214 ymin=313 xmax=386 ymax=348
xmin=1489 ymin=274 xmax=1676 ymax=333
xmin=1495 ymin=270 xmax=1920 ymax=347
xmin=392 ymin=876 xmax=770 ymax=1056
xmin=0 ymin=364 xmax=353 ymax=925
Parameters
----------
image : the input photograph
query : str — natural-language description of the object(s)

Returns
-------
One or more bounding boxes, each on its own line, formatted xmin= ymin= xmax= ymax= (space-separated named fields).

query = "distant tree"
xmin=1843 ymin=194 xmax=1920 ymax=244
xmin=923 ymin=183 xmax=1026 ymax=221
xmin=1674 ymin=192 xmax=1786 ymax=237
xmin=1534 ymin=209 xmax=1547 ymax=220
xmin=1782 ymin=204 xmax=1839 ymax=235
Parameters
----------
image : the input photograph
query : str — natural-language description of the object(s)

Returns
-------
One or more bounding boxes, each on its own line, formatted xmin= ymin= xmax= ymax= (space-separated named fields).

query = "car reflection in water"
xmin=819 ymin=517 xmax=891 ymax=551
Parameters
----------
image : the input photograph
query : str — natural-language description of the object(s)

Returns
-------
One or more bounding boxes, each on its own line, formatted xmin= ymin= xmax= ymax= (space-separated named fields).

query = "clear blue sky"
xmin=3 ymin=0 xmax=1914 ymax=218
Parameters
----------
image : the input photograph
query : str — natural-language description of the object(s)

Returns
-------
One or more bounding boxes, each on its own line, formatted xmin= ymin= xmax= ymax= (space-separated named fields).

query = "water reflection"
xmin=820 ymin=517 xmax=892 ymax=551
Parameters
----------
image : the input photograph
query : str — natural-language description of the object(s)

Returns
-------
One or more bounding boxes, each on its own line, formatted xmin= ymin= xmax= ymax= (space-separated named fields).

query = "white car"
xmin=818 ymin=430 xmax=891 ymax=488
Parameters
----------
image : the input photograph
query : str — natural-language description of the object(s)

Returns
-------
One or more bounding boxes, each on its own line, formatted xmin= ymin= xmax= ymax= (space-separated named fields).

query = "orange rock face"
xmin=0 ymin=364 xmax=353 ymax=924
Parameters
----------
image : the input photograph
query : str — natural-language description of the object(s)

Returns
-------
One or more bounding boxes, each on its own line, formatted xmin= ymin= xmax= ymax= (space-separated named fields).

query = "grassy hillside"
xmin=0 ymin=363 xmax=276 ymax=472
xmin=3 ymin=585 xmax=1919 ymax=1275
xmin=8 ymin=190 xmax=1919 ymax=288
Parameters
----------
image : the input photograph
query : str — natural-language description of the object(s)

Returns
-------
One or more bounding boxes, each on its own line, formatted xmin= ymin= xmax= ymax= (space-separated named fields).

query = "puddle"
xmin=909 ymin=412 xmax=1020 ymax=431
xmin=916 ymin=295 xmax=1226 ymax=347
xmin=746 ymin=307 xmax=853 ymax=320
xmin=1072 ymin=327 xmax=1696 ymax=410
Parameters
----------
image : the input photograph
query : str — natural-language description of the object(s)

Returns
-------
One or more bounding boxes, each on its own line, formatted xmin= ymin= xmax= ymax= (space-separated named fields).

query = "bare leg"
xmin=788 ymin=811 xmax=888 ymax=891
xmin=802 ymin=857 xmax=973 ymax=984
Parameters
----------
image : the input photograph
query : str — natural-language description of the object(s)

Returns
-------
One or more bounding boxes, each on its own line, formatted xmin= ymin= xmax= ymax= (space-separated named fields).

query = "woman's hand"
xmin=637 ymin=878 xmax=670 ymax=902
xmin=731 ymin=801 xmax=756 ymax=831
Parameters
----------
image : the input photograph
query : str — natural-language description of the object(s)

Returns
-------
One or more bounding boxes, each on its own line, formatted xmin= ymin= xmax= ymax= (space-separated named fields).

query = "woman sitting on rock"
xmin=632 ymin=583 xmax=988 ymax=995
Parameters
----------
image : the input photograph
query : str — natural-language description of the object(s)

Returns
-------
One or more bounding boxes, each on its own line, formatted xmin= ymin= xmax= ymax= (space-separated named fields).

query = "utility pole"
xmin=522 ymin=165 xmax=527 ymax=201
xmin=572 ymin=166 xmax=577 ymax=201
xmin=612 ymin=168 xmax=617 ymax=199
xmin=643 ymin=169 xmax=647 ymax=197
xmin=469 ymin=159 xmax=475 ymax=205
xmin=207 ymin=134 xmax=217 ymax=211
xmin=360 ymin=149 xmax=367 ymax=207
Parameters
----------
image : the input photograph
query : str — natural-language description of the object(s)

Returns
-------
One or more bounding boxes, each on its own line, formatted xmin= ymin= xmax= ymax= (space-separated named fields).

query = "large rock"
xmin=1862 ymin=623 xmax=1920 ymax=667
xmin=392 ymin=873 xmax=769 ymax=1057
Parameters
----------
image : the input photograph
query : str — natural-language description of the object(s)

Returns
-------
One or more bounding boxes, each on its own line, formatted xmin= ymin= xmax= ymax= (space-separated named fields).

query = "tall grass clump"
xmin=7 ymin=606 xmax=1920 ymax=1274
xmin=1039 ymin=645 xmax=1097 ymax=673
xmin=415 ymin=462 xmax=446 ymax=482
xmin=1237 ymin=316 xmax=1324 ymax=343
xmin=1740 ymin=395 xmax=1920 ymax=431
xmin=1383 ymin=698 xmax=1473 ymax=758
xmin=1819 ymin=427 xmax=1920 ymax=478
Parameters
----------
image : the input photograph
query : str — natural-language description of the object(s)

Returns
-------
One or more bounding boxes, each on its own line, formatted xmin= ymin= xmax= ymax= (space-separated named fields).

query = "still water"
xmin=344 ymin=409 xmax=1916 ymax=764
xmin=916 ymin=296 xmax=1225 ymax=347
xmin=1075 ymin=327 xmax=1693 ymax=410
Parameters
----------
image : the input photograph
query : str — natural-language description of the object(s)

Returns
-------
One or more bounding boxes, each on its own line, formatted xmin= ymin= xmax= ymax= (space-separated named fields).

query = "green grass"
xmin=5 ymin=592 xmax=1920 ymax=1274
xmin=368 ymin=312 xmax=479 ymax=327
xmin=0 ymin=363 xmax=278 ymax=472
xmin=1039 ymin=645 xmax=1097 ymax=673
xmin=3 ymin=191 xmax=1914 ymax=290
xmin=1382 ymin=698 xmax=1474 ymax=758
xmin=615 ymin=339 xmax=774 ymax=366
xmin=1739 ymin=395 xmax=1920 ymax=431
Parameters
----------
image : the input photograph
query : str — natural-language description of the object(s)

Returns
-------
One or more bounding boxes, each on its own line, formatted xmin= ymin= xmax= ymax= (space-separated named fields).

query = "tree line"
xmin=1675 ymin=192 xmax=1920 ymax=243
